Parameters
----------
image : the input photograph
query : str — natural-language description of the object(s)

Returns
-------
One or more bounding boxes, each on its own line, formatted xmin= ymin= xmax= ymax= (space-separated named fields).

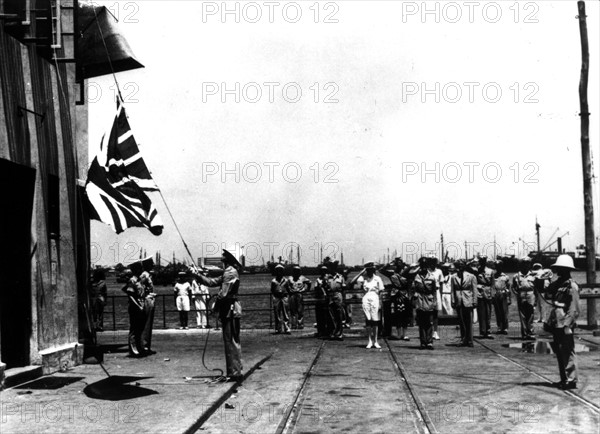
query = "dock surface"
xmin=1 ymin=323 xmax=599 ymax=433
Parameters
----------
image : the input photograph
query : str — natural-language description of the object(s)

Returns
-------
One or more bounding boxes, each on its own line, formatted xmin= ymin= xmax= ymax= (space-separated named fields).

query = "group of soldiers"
xmin=269 ymin=261 xmax=353 ymax=338
xmin=268 ymin=254 xmax=581 ymax=390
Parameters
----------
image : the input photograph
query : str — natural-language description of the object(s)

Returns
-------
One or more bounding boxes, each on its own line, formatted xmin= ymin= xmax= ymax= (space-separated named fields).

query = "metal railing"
xmin=103 ymin=292 xmax=278 ymax=331
xmin=100 ymin=289 xmax=371 ymax=331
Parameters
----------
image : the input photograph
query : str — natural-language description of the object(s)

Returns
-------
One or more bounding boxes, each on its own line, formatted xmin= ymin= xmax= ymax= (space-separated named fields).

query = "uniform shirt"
xmin=174 ymin=282 xmax=191 ymax=297
xmin=197 ymin=265 xmax=240 ymax=299
xmin=545 ymin=277 xmax=580 ymax=329
xmin=122 ymin=276 xmax=144 ymax=306
xmin=315 ymin=276 xmax=330 ymax=299
xmin=140 ymin=271 xmax=154 ymax=296
xmin=511 ymin=271 xmax=537 ymax=305
xmin=451 ymin=271 xmax=478 ymax=308
xmin=476 ymin=267 xmax=494 ymax=299
xmin=357 ymin=275 xmax=384 ymax=293
xmin=441 ymin=274 xmax=452 ymax=295
xmin=412 ymin=271 xmax=438 ymax=311
xmin=491 ymin=273 xmax=511 ymax=298
xmin=329 ymin=273 xmax=345 ymax=295
xmin=91 ymin=279 xmax=107 ymax=302
xmin=288 ymin=275 xmax=310 ymax=294
xmin=431 ymin=268 xmax=444 ymax=292
xmin=271 ymin=277 xmax=289 ymax=299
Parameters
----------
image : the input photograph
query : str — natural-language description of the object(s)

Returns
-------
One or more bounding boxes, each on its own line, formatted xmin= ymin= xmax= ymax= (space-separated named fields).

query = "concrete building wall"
xmin=0 ymin=0 xmax=85 ymax=387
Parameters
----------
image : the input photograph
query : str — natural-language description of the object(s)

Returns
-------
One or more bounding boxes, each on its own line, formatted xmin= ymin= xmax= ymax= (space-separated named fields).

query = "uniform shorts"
xmin=176 ymin=295 xmax=190 ymax=311
xmin=362 ymin=291 xmax=380 ymax=322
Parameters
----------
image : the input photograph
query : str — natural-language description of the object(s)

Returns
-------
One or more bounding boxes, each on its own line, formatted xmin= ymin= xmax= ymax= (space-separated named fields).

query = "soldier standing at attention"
xmin=90 ymin=268 xmax=108 ymax=332
xmin=192 ymin=249 xmax=243 ymax=381
xmin=491 ymin=261 xmax=511 ymax=335
xmin=271 ymin=264 xmax=291 ymax=334
xmin=451 ymin=260 xmax=477 ymax=347
xmin=288 ymin=265 xmax=310 ymax=330
xmin=121 ymin=268 xmax=146 ymax=357
xmin=428 ymin=258 xmax=444 ymax=340
xmin=341 ymin=268 xmax=353 ymax=327
xmin=381 ymin=260 xmax=410 ymax=340
xmin=328 ymin=264 xmax=346 ymax=340
xmin=475 ymin=257 xmax=494 ymax=339
xmin=512 ymin=259 xmax=536 ymax=340
xmin=314 ymin=266 xmax=331 ymax=338
xmin=543 ymin=255 xmax=580 ymax=390
xmin=440 ymin=263 xmax=455 ymax=316
xmin=412 ymin=257 xmax=438 ymax=350
xmin=140 ymin=263 xmax=157 ymax=354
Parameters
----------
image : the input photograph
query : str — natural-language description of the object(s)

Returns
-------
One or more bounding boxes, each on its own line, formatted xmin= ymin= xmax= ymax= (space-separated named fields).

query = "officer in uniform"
xmin=543 ymin=255 xmax=580 ymax=389
xmin=314 ymin=266 xmax=331 ymax=338
xmin=412 ymin=257 xmax=438 ymax=350
xmin=512 ymin=259 xmax=536 ymax=340
xmin=192 ymin=249 xmax=243 ymax=381
xmin=381 ymin=260 xmax=410 ymax=340
xmin=451 ymin=260 xmax=477 ymax=347
xmin=475 ymin=257 xmax=494 ymax=339
xmin=140 ymin=270 xmax=156 ymax=354
xmin=288 ymin=265 xmax=310 ymax=329
xmin=121 ymin=268 xmax=146 ymax=357
xmin=491 ymin=260 xmax=511 ymax=335
xmin=380 ymin=268 xmax=395 ymax=338
xmin=328 ymin=264 xmax=346 ymax=340
xmin=341 ymin=268 xmax=353 ymax=327
xmin=271 ymin=264 xmax=291 ymax=334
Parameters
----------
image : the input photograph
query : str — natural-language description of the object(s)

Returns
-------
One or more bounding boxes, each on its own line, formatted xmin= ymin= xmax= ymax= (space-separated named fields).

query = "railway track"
xmin=473 ymin=337 xmax=600 ymax=416
xmin=274 ymin=337 xmax=435 ymax=434
xmin=191 ymin=332 xmax=599 ymax=433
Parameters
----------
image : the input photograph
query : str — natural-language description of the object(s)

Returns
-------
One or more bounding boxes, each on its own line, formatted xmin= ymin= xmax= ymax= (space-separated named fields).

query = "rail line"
xmin=274 ymin=337 xmax=435 ymax=434
xmin=275 ymin=340 xmax=327 ymax=434
xmin=473 ymin=338 xmax=600 ymax=416
xmin=384 ymin=338 xmax=438 ymax=434
xmin=186 ymin=353 xmax=273 ymax=434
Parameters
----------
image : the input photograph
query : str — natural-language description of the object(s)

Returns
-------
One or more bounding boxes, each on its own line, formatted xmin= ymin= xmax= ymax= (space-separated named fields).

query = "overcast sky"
xmin=88 ymin=0 xmax=600 ymax=267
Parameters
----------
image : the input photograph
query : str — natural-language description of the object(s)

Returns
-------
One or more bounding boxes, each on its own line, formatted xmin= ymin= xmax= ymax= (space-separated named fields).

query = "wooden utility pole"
xmin=578 ymin=1 xmax=597 ymax=327
xmin=440 ymin=233 xmax=444 ymax=261
xmin=535 ymin=217 xmax=541 ymax=253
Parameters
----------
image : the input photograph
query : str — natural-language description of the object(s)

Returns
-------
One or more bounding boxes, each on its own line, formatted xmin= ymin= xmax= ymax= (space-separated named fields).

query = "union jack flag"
xmin=85 ymin=96 xmax=163 ymax=235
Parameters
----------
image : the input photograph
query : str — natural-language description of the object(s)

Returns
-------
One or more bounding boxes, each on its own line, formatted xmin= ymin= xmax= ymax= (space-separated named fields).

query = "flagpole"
xmin=157 ymin=189 xmax=196 ymax=265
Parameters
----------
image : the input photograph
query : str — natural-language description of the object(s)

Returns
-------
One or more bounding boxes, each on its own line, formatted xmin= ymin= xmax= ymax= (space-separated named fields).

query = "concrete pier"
xmin=1 ymin=323 xmax=598 ymax=433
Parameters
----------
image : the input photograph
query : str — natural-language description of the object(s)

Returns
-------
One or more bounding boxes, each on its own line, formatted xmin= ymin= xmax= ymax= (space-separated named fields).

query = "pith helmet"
xmin=551 ymin=254 xmax=576 ymax=270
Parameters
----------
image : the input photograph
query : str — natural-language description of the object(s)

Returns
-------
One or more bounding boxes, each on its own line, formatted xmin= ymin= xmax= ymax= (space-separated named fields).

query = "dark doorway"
xmin=0 ymin=158 xmax=36 ymax=368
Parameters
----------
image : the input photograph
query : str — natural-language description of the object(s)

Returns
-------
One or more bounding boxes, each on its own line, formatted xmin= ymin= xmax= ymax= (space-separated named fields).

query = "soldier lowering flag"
xmin=85 ymin=95 xmax=163 ymax=235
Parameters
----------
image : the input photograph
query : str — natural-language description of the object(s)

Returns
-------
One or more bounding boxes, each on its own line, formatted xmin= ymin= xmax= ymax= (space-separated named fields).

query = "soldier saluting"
xmin=542 ymin=255 xmax=581 ymax=390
